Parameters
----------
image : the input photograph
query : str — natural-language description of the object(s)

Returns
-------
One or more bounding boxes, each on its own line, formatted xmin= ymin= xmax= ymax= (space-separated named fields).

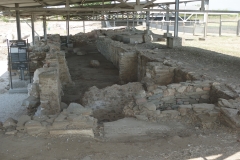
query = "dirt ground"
xmin=0 ymin=126 xmax=240 ymax=160
xmin=0 ymin=22 xmax=240 ymax=160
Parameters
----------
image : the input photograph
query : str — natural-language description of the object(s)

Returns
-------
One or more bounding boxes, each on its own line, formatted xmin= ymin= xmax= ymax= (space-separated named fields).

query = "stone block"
xmin=218 ymin=98 xmax=234 ymax=108
xmin=5 ymin=130 xmax=17 ymax=135
xmin=67 ymin=114 xmax=97 ymax=128
xmin=178 ymin=105 xmax=192 ymax=116
xmin=161 ymin=110 xmax=180 ymax=118
xmin=3 ymin=118 xmax=17 ymax=128
xmin=25 ymin=120 xmax=47 ymax=135
xmin=67 ymin=103 xmax=93 ymax=115
xmin=134 ymin=90 xmax=146 ymax=99
xmin=54 ymin=114 xmax=67 ymax=122
xmin=77 ymin=51 xmax=87 ymax=56
xmin=143 ymin=34 xmax=153 ymax=43
xmin=51 ymin=121 xmax=70 ymax=129
xmin=17 ymin=115 xmax=31 ymax=127
xmin=164 ymin=33 xmax=172 ymax=38
xmin=167 ymin=37 xmax=182 ymax=48
xmin=135 ymin=98 xmax=147 ymax=105
xmin=73 ymin=47 xmax=80 ymax=53
xmin=33 ymin=115 xmax=49 ymax=122
xmin=89 ymin=60 xmax=100 ymax=67
xmin=49 ymin=129 xmax=94 ymax=137
xmin=177 ymin=86 xmax=187 ymax=93
xmin=220 ymin=107 xmax=240 ymax=128
xmin=142 ymin=102 xmax=156 ymax=111
xmin=135 ymin=115 xmax=148 ymax=121
xmin=192 ymin=103 xmax=215 ymax=114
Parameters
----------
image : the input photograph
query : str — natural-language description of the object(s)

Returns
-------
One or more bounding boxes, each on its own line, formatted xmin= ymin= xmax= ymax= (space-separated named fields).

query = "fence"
xmin=149 ymin=20 xmax=240 ymax=36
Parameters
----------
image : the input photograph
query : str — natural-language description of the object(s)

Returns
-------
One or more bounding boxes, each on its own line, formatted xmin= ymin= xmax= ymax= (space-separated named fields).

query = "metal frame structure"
xmin=0 ymin=0 xmax=239 ymax=42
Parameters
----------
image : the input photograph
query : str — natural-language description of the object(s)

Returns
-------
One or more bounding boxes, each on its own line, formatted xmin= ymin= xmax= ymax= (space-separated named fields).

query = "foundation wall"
xmin=96 ymin=37 xmax=138 ymax=83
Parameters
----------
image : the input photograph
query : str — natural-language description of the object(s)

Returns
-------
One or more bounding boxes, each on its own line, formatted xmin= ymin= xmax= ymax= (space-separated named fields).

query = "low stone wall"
xmin=138 ymin=51 xmax=196 ymax=85
xmin=2 ymin=103 xmax=97 ymax=137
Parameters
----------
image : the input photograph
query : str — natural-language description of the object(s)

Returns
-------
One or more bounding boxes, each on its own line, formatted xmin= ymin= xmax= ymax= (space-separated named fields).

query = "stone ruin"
xmin=1 ymin=29 xmax=240 ymax=138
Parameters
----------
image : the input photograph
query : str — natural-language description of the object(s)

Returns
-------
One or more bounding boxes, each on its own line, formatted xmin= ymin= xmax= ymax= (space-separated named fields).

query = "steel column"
xmin=127 ymin=13 xmax=129 ymax=28
xmin=43 ymin=15 xmax=47 ymax=40
xmin=66 ymin=13 xmax=70 ymax=43
xmin=66 ymin=0 xmax=70 ymax=43
xmin=166 ymin=4 xmax=170 ymax=34
xmin=146 ymin=11 xmax=150 ymax=34
xmin=204 ymin=0 xmax=209 ymax=37
xmin=83 ymin=21 xmax=85 ymax=33
xmin=237 ymin=20 xmax=240 ymax=36
xmin=219 ymin=15 xmax=222 ymax=36
xmin=31 ymin=14 xmax=35 ymax=45
xmin=15 ymin=3 xmax=21 ymax=40
xmin=174 ymin=0 xmax=179 ymax=37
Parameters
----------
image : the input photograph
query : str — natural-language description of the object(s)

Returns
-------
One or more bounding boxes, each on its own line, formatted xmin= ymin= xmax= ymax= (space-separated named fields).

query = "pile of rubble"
xmin=82 ymin=82 xmax=143 ymax=121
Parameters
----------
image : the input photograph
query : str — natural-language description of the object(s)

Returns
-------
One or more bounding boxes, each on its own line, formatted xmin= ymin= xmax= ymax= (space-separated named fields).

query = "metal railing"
xmin=149 ymin=20 xmax=240 ymax=36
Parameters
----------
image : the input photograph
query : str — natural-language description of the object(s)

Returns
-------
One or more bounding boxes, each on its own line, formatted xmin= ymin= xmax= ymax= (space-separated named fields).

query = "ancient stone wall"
xmin=96 ymin=37 xmax=138 ymax=83
xmin=23 ymin=34 xmax=72 ymax=115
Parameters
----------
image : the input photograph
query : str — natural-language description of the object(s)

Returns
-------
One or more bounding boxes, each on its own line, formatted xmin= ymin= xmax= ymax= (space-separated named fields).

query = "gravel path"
xmin=0 ymin=93 xmax=28 ymax=122
xmin=0 ymin=60 xmax=28 ymax=122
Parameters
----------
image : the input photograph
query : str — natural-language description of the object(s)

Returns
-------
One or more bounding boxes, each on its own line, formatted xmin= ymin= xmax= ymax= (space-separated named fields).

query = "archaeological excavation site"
xmin=0 ymin=0 xmax=240 ymax=159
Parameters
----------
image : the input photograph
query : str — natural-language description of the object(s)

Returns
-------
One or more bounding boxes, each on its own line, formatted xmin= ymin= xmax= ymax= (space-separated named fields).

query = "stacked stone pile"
xmin=1 ymin=103 xmax=97 ymax=137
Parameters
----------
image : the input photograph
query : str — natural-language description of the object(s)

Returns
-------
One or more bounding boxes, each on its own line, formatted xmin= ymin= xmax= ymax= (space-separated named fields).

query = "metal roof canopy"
xmin=0 ymin=0 xmax=239 ymax=42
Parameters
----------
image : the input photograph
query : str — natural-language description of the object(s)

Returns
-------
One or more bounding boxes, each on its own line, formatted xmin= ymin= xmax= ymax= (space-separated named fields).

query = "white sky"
xmin=209 ymin=0 xmax=240 ymax=10
xmin=186 ymin=0 xmax=240 ymax=10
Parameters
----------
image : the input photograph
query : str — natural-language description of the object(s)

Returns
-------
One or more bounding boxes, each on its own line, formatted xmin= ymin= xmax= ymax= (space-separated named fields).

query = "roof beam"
xmin=116 ymin=0 xmax=134 ymax=8
xmin=142 ymin=0 xmax=156 ymax=8
xmin=4 ymin=6 xmax=240 ymax=14
xmin=33 ymin=0 xmax=47 ymax=6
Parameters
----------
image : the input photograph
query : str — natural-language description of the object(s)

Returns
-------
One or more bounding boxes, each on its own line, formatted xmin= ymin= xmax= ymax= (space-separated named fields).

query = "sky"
xmin=190 ymin=0 xmax=240 ymax=10
xmin=209 ymin=0 xmax=240 ymax=10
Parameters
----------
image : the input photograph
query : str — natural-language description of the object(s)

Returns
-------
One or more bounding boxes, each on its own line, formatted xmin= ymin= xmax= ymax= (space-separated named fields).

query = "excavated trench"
xmin=61 ymin=41 xmax=120 ymax=105
xmin=62 ymin=34 xmax=239 ymax=127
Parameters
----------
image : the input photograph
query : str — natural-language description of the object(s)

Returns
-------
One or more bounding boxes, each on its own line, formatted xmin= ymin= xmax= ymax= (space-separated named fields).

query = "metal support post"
xmin=193 ymin=23 xmax=196 ymax=35
xmin=219 ymin=15 xmax=222 ymax=36
xmin=204 ymin=23 xmax=206 ymax=37
xmin=132 ymin=13 xmax=135 ymax=29
xmin=174 ymin=0 xmax=179 ymax=37
xmin=146 ymin=11 xmax=150 ymax=34
xmin=113 ymin=14 xmax=116 ymax=27
xmin=43 ymin=15 xmax=47 ymax=40
xmin=137 ymin=13 xmax=139 ymax=25
xmin=66 ymin=13 xmax=70 ymax=43
xmin=237 ymin=20 xmax=240 ymax=36
xmin=166 ymin=4 xmax=170 ymax=34
xmin=66 ymin=1 xmax=70 ymax=44
xmin=83 ymin=21 xmax=85 ymax=33
xmin=204 ymin=0 xmax=209 ymax=37
xmin=31 ymin=14 xmax=35 ymax=45
xmin=15 ymin=3 xmax=21 ymax=40
xmin=127 ymin=13 xmax=129 ymax=28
